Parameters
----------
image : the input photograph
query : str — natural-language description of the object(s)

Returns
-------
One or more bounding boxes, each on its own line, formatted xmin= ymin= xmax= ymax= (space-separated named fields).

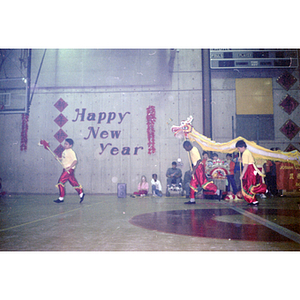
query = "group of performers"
xmin=171 ymin=115 xmax=300 ymax=206
xmin=183 ymin=139 xmax=267 ymax=206
xmin=57 ymin=136 xmax=269 ymax=206
xmin=51 ymin=137 xmax=287 ymax=207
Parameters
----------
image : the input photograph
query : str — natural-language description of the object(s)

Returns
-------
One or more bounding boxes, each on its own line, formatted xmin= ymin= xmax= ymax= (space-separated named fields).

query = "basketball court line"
xmin=0 ymin=202 xmax=102 ymax=233
xmin=2 ymin=197 xmax=300 ymax=244
xmin=224 ymin=202 xmax=300 ymax=244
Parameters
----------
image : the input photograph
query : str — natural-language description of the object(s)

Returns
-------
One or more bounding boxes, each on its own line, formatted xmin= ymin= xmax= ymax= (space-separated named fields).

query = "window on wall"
xmin=235 ymin=78 xmax=274 ymax=141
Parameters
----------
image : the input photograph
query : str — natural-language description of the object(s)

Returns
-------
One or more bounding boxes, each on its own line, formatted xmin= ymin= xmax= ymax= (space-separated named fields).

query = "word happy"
xmin=72 ymin=109 xmax=130 ymax=124
xmin=72 ymin=108 xmax=144 ymax=156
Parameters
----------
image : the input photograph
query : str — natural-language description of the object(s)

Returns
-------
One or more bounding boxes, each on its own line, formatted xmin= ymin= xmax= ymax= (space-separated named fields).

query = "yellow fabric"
xmin=187 ymin=129 xmax=300 ymax=165
xmin=190 ymin=147 xmax=201 ymax=165
xmin=61 ymin=149 xmax=77 ymax=169
xmin=242 ymin=149 xmax=254 ymax=165
xmin=171 ymin=116 xmax=300 ymax=165
xmin=253 ymin=163 xmax=266 ymax=177
xmin=255 ymin=158 xmax=266 ymax=168
xmin=241 ymin=149 xmax=265 ymax=177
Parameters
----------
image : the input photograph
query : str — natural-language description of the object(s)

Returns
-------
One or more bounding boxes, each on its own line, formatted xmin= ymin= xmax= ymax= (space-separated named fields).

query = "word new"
xmin=84 ymin=127 xmax=121 ymax=140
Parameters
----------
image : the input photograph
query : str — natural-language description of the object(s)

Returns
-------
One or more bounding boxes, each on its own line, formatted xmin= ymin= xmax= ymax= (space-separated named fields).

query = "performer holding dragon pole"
xmin=54 ymin=138 xmax=85 ymax=204
xmin=236 ymin=140 xmax=267 ymax=206
xmin=183 ymin=140 xmax=221 ymax=204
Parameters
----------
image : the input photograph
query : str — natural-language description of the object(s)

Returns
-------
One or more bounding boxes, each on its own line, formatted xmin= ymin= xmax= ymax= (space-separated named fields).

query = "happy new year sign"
xmin=72 ymin=108 xmax=144 ymax=156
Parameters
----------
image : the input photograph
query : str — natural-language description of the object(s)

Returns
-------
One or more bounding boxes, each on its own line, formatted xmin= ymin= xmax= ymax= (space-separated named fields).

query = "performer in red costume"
xmin=54 ymin=138 xmax=85 ymax=204
xmin=236 ymin=140 xmax=267 ymax=206
xmin=183 ymin=141 xmax=221 ymax=204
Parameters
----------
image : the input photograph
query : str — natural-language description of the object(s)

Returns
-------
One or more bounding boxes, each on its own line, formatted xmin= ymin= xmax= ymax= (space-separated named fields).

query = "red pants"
xmin=133 ymin=190 xmax=148 ymax=196
xmin=56 ymin=169 xmax=83 ymax=197
xmin=242 ymin=164 xmax=267 ymax=203
xmin=190 ymin=163 xmax=217 ymax=198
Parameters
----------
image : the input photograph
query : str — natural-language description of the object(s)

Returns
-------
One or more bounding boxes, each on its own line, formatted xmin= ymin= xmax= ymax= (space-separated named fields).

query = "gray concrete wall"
xmin=1 ymin=49 xmax=299 ymax=195
xmin=0 ymin=49 xmax=203 ymax=194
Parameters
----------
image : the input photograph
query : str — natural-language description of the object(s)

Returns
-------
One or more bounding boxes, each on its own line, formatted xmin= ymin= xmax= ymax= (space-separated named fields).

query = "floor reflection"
xmin=129 ymin=208 xmax=300 ymax=242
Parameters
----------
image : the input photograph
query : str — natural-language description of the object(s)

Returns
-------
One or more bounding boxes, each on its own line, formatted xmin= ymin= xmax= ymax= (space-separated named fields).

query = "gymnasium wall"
xmin=0 ymin=49 xmax=203 ymax=194
xmin=0 ymin=49 xmax=299 ymax=195
xmin=210 ymin=68 xmax=300 ymax=152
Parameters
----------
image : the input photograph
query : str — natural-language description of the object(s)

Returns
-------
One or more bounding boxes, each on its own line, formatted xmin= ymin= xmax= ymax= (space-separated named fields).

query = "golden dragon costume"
xmin=171 ymin=116 xmax=300 ymax=165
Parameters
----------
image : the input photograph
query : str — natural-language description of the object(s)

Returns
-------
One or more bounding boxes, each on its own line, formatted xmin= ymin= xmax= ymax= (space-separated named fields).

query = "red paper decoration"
xmin=146 ymin=105 xmax=156 ymax=154
xmin=279 ymin=119 xmax=300 ymax=140
xmin=54 ymin=129 xmax=68 ymax=143
xmin=54 ymin=97 xmax=68 ymax=156
xmin=54 ymin=113 xmax=68 ymax=127
xmin=54 ymin=144 xmax=65 ymax=158
xmin=20 ymin=113 xmax=29 ymax=151
xmin=54 ymin=98 xmax=68 ymax=112
xmin=276 ymin=71 xmax=297 ymax=91
xmin=279 ymin=94 xmax=299 ymax=115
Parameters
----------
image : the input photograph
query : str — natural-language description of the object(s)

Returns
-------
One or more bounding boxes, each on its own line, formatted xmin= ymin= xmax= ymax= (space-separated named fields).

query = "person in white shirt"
xmin=151 ymin=174 xmax=163 ymax=197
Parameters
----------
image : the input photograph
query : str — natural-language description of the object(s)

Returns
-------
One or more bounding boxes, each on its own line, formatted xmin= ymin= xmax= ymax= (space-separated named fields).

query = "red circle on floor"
xmin=129 ymin=208 xmax=300 ymax=242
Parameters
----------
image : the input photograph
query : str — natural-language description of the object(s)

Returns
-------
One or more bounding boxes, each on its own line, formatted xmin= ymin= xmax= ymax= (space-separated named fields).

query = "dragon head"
xmin=171 ymin=116 xmax=193 ymax=138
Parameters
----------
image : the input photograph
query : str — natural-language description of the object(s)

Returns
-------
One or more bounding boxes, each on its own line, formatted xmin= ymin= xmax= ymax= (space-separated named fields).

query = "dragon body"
xmin=171 ymin=116 xmax=300 ymax=165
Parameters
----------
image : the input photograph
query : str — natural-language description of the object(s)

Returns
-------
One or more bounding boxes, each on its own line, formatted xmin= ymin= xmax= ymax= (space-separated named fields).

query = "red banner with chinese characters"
xmin=276 ymin=162 xmax=300 ymax=191
xmin=146 ymin=105 xmax=156 ymax=154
